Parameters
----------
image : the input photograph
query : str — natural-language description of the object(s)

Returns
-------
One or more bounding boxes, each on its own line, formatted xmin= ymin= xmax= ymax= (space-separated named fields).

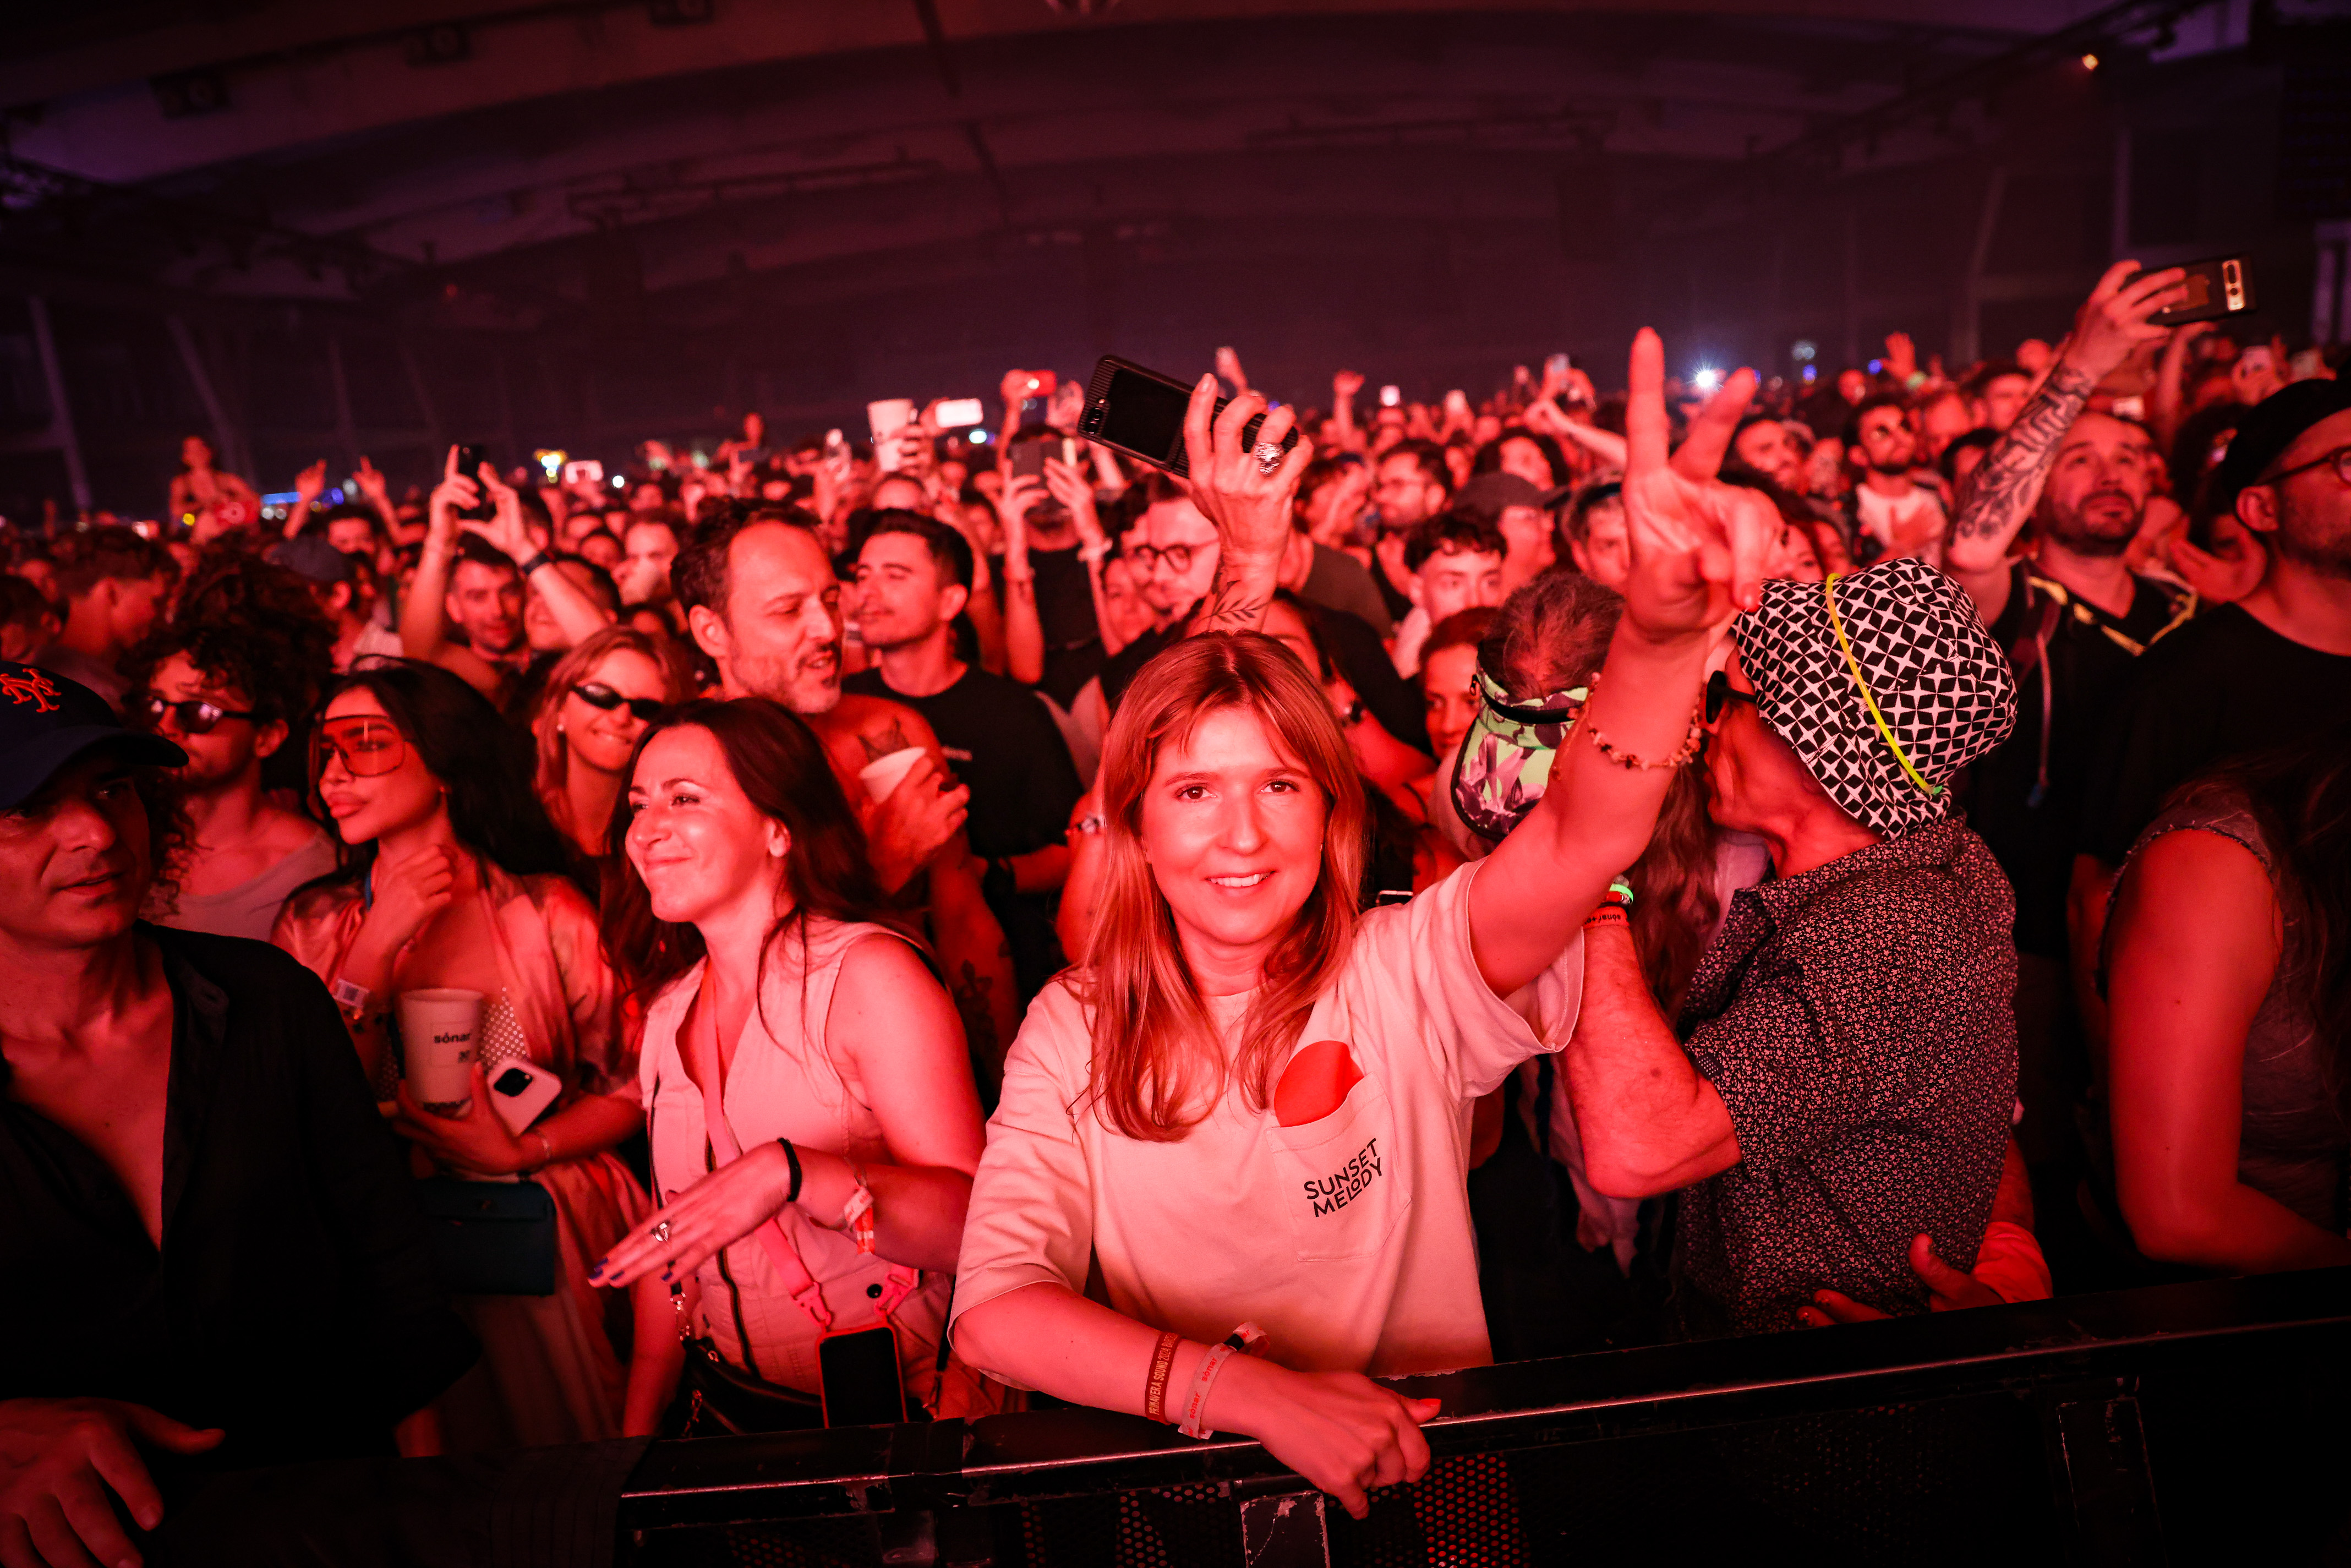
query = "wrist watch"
xmin=515 ymin=550 xmax=554 ymax=577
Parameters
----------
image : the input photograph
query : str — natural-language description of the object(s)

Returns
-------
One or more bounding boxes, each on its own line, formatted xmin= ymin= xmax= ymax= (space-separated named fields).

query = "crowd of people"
xmin=1 ymin=255 xmax=2347 ymax=1564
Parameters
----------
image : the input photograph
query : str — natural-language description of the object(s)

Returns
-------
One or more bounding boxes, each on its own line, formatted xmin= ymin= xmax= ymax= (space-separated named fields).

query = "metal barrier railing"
xmin=619 ymin=1266 xmax=2351 ymax=1566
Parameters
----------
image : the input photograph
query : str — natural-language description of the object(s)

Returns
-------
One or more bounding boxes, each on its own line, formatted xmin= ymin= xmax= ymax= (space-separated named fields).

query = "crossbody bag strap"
xmin=689 ymin=965 xmax=834 ymax=1332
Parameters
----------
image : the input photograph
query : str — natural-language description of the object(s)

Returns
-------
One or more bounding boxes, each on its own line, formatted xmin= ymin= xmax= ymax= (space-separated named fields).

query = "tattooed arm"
xmin=1942 ymin=361 xmax=2100 ymax=622
xmin=1943 ymin=261 xmax=2189 ymax=624
xmin=1177 ymin=365 xmax=1311 ymax=640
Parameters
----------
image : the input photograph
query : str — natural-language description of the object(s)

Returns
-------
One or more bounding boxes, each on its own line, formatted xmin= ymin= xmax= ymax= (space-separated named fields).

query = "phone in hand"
xmin=486 ymin=1059 xmax=563 ymax=1136
xmin=2149 ymin=256 xmax=2255 ymax=326
xmin=1078 ymin=356 xmax=1299 ymax=480
xmin=452 ymin=445 xmax=496 ymax=522
xmin=933 ymin=397 xmax=985 ymax=429
xmin=1545 ymin=352 xmax=1571 ymax=379
xmin=1379 ymin=384 xmax=1402 ymax=408
xmin=561 ymin=460 xmax=604 ymax=487
xmin=1009 ymin=440 xmax=1049 ymax=482
xmin=818 ymin=1324 xmax=907 ymax=1427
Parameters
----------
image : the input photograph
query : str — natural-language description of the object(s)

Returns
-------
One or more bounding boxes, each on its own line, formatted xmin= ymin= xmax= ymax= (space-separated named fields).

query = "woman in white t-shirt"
xmin=584 ymin=697 xmax=991 ymax=1429
xmin=948 ymin=343 xmax=1778 ymax=1517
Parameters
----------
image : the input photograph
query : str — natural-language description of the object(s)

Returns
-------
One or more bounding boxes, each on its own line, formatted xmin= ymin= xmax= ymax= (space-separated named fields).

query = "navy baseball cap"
xmin=0 ymin=660 xmax=186 ymax=809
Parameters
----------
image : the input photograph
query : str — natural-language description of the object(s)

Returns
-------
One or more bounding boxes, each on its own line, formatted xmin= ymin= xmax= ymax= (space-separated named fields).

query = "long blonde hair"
xmin=1079 ymin=635 xmax=1367 ymax=1141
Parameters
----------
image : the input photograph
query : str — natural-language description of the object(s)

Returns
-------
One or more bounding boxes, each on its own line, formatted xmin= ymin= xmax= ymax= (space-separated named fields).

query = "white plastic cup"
xmin=857 ymin=746 xmax=926 ymax=806
xmin=399 ymin=988 xmax=483 ymax=1114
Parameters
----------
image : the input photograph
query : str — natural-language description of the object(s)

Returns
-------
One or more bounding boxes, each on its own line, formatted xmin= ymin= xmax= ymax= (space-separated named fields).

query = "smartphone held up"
xmin=1077 ymin=356 xmax=1300 ymax=480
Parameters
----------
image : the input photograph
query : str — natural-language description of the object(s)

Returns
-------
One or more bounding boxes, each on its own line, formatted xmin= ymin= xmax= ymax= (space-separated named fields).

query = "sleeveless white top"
xmin=640 ymin=916 xmax=952 ymax=1402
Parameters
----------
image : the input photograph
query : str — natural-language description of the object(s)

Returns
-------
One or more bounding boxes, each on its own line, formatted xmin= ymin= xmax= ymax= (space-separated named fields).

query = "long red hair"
xmin=1078 ymin=635 xmax=1368 ymax=1141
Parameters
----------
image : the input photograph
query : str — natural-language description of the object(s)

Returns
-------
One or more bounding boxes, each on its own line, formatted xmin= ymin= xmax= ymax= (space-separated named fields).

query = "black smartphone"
xmin=1008 ymin=440 xmax=1049 ymax=482
xmin=817 ymin=1325 xmax=907 ymax=1428
xmin=2149 ymin=256 xmax=2256 ymax=327
xmin=452 ymin=444 xmax=496 ymax=522
xmin=1080 ymin=356 xmax=1299 ymax=480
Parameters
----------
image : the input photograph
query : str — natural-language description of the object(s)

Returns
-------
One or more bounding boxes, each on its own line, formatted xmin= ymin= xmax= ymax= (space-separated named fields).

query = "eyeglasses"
xmin=311 ymin=715 xmax=411 ymax=779
xmin=136 ymin=693 xmax=258 ymax=735
xmin=1704 ymin=669 xmax=1757 ymax=727
xmin=1125 ymin=543 xmax=1203 ymax=575
xmin=2261 ymin=443 xmax=2351 ymax=489
xmin=570 ymin=682 xmax=667 ymax=723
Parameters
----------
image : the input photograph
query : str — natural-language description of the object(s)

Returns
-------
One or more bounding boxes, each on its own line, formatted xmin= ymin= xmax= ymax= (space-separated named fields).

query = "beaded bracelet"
xmin=1580 ymin=673 xmax=1705 ymax=771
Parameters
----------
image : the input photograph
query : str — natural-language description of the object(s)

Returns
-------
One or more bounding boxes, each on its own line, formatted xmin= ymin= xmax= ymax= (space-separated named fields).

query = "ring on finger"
xmin=1253 ymin=441 xmax=1284 ymax=476
xmin=653 ymin=1219 xmax=672 ymax=1244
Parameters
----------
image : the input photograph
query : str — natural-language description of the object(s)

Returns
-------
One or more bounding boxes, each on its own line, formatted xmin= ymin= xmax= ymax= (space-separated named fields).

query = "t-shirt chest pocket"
xmin=1267 ymin=1071 xmax=1409 ymax=1261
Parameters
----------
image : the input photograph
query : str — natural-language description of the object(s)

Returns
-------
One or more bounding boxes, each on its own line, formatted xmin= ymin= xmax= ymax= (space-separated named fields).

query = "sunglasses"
xmin=311 ymin=715 xmax=411 ymax=780
xmin=571 ymin=682 xmax=667 ymax=723
xmin=136 ymin=693 xmax=258 ymax=735
xmin=1704 ymin=669 xmax=1757 ymax=727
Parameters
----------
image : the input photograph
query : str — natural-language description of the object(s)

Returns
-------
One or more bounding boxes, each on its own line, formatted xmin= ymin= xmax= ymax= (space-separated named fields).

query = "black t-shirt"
xmin=992 ymin=544 xmax=1105 ymax=711
xmin=1966 ymin=565 xmax=2191 ymax=957
xmin=840 ymin=665 xmax=1082 ymax=863
xmin=1095 ymin=604 xmax=1428 ymax=755
xmin=2079 ymin=603 xmax=2351 ymax=866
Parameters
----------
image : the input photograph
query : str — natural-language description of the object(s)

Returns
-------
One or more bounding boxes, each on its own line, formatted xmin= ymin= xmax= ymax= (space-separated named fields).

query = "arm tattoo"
xmin=857 ymin=718 xmax=915 ymax=763
xmin=950 ymin=959 xmax=999 ymax=1063
xmin=1187 ymin=559 xmax=1275 ymax=638
xmin=1950 ymin=363 xmax=2098 ymax=551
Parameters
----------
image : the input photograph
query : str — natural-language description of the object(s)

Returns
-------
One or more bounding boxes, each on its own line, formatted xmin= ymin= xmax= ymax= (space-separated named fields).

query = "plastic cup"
xmin=857 ymin=746 xmax=926 ymax=806
xmin=399 ymin=988 xmax=483 ymax=1115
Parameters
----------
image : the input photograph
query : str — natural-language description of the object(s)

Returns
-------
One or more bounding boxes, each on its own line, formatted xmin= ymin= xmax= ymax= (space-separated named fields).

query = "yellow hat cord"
xmin=1822 ymin=573 xmax=1943 ymax=800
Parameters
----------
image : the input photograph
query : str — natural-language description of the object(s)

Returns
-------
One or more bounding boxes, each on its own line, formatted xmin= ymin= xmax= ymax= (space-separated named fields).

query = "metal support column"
xmin=27 ymin=296 xmax=90 ymax=515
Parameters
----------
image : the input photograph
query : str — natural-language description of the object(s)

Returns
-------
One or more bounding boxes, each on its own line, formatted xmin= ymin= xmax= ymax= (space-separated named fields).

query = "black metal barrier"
xmin=619 ymin=1267 xmax=2351 ymax=1566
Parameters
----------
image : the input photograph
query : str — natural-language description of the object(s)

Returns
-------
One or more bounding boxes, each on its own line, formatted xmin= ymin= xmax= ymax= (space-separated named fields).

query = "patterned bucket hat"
xmin=1730 ymin=555 xmax=2018 ymax=837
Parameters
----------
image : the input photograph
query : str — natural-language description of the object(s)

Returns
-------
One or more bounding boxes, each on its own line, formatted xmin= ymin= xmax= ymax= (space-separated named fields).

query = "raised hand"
xmin=1332 ymin=369 xmax=1365 ymax=406
xmin=294 ymin=457 xmax=329 ymax=504
xmin=1620 ymin=330 xmax=1776 ymax=643
xmin=1215 ymin=345 xmax=1249 ymax=395
xmin=457 ymin=460 xmax=534 ymax=560
xmin=1180 ymin=371 xmax=1310 ymax=636
xmin=427 ymin=445 xmax=480 ymax=543
xmin=353 ymin=455 xmax=390 ymax=506
xmin=2063 ymin=261 xmax=2189 ymax=385
xmin=1884 ymin=331 xmax=1919 ymax=384
xmin=1043 ymin=455 xmax=1105 ymax=550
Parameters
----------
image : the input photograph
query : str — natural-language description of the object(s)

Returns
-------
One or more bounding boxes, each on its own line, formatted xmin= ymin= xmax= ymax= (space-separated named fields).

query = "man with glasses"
xmin=127 ymin=621 xmax=338 ymax=941
xmin=2071 ymin=377 xmax=2351 ymax=1040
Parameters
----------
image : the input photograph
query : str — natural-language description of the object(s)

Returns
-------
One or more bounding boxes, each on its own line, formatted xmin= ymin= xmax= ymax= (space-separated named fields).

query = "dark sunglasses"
xmin=1704 ymin=669 xmax=1757 ymax=727
xmin=571 ymin=682 xmax=667 ymax=723
xmin=137 ymin=693 xmax=258 ymax=735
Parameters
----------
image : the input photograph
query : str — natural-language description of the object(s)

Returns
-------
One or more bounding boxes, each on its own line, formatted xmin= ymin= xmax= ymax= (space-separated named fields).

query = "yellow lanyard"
xmin=1822 ymin=573 xmax=1943 ymax=800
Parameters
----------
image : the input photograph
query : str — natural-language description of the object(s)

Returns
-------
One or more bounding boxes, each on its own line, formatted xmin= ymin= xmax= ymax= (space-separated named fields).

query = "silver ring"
xmin=1253 ymin=441 xmax=1283 ymax=475
xmin=653 ymin=1220 xmax=672 ymax=1244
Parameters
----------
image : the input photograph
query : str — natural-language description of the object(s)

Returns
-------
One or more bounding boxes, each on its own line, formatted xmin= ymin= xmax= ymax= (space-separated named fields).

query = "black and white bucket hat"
xmin=1730 ymin=556 xmax=2018 ymax=837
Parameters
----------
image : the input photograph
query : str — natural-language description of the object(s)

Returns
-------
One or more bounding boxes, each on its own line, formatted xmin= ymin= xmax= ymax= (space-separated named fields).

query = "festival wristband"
xmin=1604 ymin=876 xmax=1636 ymax=908
xmin=515 ymin=550 xmax=555 ymax=578
xmin=1583 ymin=906 xmax=1630 ymax=930
xmin=329 ymin=976 xmax=372 ymax=1025
xmin=1177 ymin=1323 xmax=1268 ymax=1440
xmin=842 ymin=1167 xmax=876 ymax=1254
xmin=1144 ymin=1331 xmax=1183 ymax=1424
xmin=776 ymin=1138 xmax=803 ymax=1204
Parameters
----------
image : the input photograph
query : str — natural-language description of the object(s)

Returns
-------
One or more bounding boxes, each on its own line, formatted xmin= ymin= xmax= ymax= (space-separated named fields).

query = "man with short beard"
xmin=674 ymin=506 xmax=1022 ymax=1088
xmin=1839 ymin=394 xmax=1945 ymax=566
xmin=1944 ymin=261 xmax=2194 ymax=1175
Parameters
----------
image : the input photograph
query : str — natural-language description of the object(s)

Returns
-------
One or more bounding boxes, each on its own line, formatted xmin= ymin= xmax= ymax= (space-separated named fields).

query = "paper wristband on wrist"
xmin=1144 ymin=1331 xmax=1182 ymax=1423
xmin=1176 ymin=1322 xmax=1268 ymax=1440
xmin=329 ymin=976 xmax=371 ymax=1024
xmin=842 ymin=1168 xmax=876 ymax=1254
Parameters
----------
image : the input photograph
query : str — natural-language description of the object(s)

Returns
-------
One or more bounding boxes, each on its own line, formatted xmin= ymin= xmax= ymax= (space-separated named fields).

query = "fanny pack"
xmin=1450 ymin=668 xmax=1587 ymax=842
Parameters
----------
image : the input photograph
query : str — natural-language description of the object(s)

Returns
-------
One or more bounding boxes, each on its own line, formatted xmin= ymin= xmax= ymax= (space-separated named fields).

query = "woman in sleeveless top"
xmin=2103 ymin=714 xmax=2351 ymax=1275
xmin=272 ymin=660 xmax=648 ymax=1451
xmin=587 ymin=698 xmax=993 ymax=1430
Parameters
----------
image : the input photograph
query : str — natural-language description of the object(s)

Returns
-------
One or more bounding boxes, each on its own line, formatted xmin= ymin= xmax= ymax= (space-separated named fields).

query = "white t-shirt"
xmin=952 ymin=861 xmax=1582 ymax=1380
